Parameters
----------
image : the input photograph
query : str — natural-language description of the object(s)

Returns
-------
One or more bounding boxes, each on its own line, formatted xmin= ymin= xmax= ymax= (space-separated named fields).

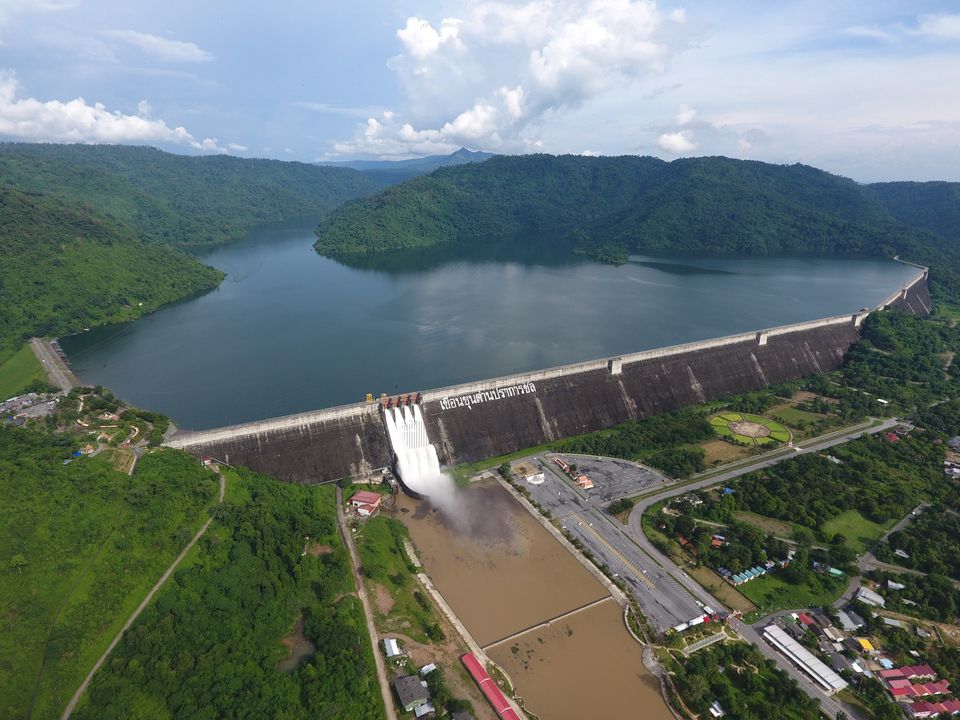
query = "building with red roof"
xmin=349 ymin=490 xmax=383 ymax=517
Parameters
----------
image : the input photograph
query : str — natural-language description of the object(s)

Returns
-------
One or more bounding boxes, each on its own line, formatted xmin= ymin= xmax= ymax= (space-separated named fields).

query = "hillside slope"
xmin=0 ymin=185 xmax=223 ymax=355
xmin=314 ymin=154 xmax=960 ymax=300
xmin=0 ymin=143 xmax=381 ymax=246
xmin=868 ymin=181 xmax=960 ymax=242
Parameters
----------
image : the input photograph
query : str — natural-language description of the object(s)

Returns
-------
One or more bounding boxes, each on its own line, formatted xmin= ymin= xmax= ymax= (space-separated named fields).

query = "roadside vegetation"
xmin=75 ymin=466 xmax=383 ymax=720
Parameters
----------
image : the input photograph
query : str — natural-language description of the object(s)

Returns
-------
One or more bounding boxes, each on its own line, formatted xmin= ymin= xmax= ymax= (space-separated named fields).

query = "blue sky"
xmin=0 ymin=0 xmax=957 ymax=181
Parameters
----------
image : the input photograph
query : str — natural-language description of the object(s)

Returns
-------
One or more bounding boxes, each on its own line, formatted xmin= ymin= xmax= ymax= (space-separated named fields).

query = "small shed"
xmin=383 ymin=638 xmax=402 ymax=658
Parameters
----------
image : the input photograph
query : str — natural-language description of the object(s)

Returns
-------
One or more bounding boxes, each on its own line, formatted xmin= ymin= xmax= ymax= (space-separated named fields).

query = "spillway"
xmin=383 ymin=404 xmax=445 ymax=495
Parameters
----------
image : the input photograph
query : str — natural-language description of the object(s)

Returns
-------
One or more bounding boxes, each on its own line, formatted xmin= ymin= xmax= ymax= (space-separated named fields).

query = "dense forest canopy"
xmin=0 ymin=143 xmax=382 ymax=247
xmin=314 ymin=154 xmax=960 ymax=303
xmin=868 ymin=181 xmax=960 ymax=242
xmin=0 ymin=185 xmax=223 ymax=357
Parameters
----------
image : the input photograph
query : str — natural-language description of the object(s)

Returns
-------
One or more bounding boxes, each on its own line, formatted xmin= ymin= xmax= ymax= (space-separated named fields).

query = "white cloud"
xmin=396 ymin=16 xmax=462 ymax=59
xmin=228 ymin=142 xmax=248 ymax=152
xmin=916 ymin=13 xmax=960 ymax=40
xmin=0 ymin=70 xmax=227 ymax=152
xmin=843 ymin=25 xmax=893 ymax=41
xmin=105 ymin=30 xmax=213 ymax=63
xmin=675 ymin=103 xmax=696 ymax=125
xmin=656 ymin=129 xmax=696 ymax=153
xmin=332 ymin=0 xmax=688 ymax=157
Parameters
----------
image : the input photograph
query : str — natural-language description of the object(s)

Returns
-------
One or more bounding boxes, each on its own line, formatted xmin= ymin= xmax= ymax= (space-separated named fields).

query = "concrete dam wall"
xmin=166 ymin=269 xmax=929 ymax=483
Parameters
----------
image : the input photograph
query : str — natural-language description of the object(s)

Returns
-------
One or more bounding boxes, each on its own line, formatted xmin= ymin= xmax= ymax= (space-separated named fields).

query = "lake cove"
xmin=60 ymin=218 xmax=920 ymax=430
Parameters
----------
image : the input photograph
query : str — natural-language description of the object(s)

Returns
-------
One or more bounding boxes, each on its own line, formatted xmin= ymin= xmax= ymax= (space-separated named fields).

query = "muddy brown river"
xmin=397 ymin=479 xmax=672 ymax=719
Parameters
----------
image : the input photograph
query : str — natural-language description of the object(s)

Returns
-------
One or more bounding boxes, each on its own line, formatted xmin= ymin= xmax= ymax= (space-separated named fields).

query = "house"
xmin=350 ymin=490 xmax=383 ymax=517
xmin=575 ymin=474 xmax=594 ymax=490
xmin=856 ymin=637 xmax=876 ymax=653
xmin=383 ymin=638 xmax=402 ymax=658
xmin=888 ymin=579 xmax=907 ymax=590
xmin=830 ymin=653 xmax=853 ymax=673
xmin=882 ymin=617 xmax=906 ymax=630
xmin=857 ymin=586 xmax=886 ymax=607
xmin=908 ymin=699 xmax=960 ymax=717
xmin=393 ymin=675 xmax=431 ymax=712
xmin=420 ymin=663 xmax=437 ymax=676
xmin=894 ymin=549 xmax=911 ymax=560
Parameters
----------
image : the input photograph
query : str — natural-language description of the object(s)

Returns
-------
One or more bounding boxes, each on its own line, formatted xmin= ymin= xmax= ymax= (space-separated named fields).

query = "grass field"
xmin=1 ymin=437 xmax=218 ymax=720
xmin=733 ymin=511 xmax=798 ymax=539
xmin=355 ymin=516 xmax=441 ymax=643
xmin=738 ymin=572 xmax=846 ymax=618
xmin=0 ymin=343 xmax=45 ymax=400
xmin=700 ymin=439 xmax=752 ymax=465
xmin=685 ymin=565 xmax=756 ymax=613
xmin=820 ymin=509 xmax=893 ymax=553
xmin=769 ymin=405 xmax=826 ymax=426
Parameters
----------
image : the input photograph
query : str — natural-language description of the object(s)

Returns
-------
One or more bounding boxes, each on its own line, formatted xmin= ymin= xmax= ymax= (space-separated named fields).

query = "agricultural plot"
xmin=709 ymin=412 xmax=791 ymax=447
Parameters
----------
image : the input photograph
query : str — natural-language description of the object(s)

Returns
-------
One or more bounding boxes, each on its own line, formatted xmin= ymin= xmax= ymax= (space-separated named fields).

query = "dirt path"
xmin=335 ymin=486 xmax=397 ymax=720
xmin=60 ymin=470 xmax=226 ymax=719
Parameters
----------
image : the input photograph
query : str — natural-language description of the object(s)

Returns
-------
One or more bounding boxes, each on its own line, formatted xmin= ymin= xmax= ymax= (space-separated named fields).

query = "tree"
xmin=9 ymin=554 xmax=26 ymax=574
xmin=498 ymin=463 xmax=511 ymax=479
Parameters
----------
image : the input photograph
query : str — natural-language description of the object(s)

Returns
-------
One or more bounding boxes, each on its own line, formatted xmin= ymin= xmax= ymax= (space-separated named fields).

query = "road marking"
xmin=572 ymin=513 xmax=656 ymax=590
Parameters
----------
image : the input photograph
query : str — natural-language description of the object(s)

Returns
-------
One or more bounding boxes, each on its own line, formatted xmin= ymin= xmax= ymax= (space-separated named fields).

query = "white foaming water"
xmin=383 ymin=405 xmax=451 ymax=497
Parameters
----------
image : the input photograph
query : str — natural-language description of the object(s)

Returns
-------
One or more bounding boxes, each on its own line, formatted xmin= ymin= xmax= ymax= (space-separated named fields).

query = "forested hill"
xmin=867 ymin=181 xmax=960 ymax=241
xmin=0 ymin=185 xmax=223 ymax=355
xmin=314 ymin=153 xmax=960 ymax=301
xmin=0 ymin=143 xmax=381 ymax=246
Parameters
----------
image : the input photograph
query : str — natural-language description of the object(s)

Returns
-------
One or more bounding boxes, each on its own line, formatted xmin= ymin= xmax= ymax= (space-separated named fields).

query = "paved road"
xmin=62 ymin=470 xmax=226 ymax=719
xmin=522 ymin=457 xmax=706 ymax=632
xmin=336 ymin=486 xmax=397 ymax=720
xmin=30 ymin=337 xmax=78 ymax=392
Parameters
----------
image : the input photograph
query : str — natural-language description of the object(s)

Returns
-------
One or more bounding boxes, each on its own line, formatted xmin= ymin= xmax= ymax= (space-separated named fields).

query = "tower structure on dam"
xmin=166 ymin=269 xmax=931 ymax=484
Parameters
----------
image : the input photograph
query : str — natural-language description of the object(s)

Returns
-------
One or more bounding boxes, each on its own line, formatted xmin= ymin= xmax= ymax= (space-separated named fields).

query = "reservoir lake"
xmin=60 ymin=218 xmax=921 ymax=430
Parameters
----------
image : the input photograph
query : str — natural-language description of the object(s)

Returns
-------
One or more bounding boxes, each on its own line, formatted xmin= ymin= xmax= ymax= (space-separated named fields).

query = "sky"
xmin=0 ymin=0 xmax=957 ymax=181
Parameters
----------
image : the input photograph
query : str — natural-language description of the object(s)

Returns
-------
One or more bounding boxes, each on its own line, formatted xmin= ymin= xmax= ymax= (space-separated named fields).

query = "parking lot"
xmin=548 ymin=453 xmax=672 ymax=502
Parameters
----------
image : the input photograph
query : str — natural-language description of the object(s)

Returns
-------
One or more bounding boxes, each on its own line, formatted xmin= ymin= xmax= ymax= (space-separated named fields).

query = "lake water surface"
xmin=60 ymin=218 xmax=920 ymax=429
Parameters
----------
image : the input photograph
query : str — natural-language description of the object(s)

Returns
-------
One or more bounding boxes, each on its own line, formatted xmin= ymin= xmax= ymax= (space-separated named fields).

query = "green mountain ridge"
xmin=0 ymin=143 xmax=382 ymax=246
xmin=0 ymin=185 xmax=223 ymax=357
xmin=313 ymin=153 xmax=960 ymax=301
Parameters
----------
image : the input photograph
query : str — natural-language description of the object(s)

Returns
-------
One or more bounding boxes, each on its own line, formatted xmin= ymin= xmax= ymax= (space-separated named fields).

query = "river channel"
xmin=59 ymin=218 xmax=920 ymax=429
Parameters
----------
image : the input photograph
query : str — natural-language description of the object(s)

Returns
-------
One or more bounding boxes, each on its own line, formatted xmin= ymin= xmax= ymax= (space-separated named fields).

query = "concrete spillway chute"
xmin=383 ymin=404 xmax=444 ymax=496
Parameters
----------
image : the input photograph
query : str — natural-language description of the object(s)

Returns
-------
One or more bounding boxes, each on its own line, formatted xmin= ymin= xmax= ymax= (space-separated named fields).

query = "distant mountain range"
xmin=313 ymin=153 xmax=960 ymax=302
xmin=316 ymin=147 xmax=495 ymax=183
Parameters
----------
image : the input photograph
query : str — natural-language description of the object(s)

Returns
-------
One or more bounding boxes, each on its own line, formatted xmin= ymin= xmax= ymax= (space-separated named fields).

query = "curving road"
xmin=616 ymin=418 xmax=901 ymax=720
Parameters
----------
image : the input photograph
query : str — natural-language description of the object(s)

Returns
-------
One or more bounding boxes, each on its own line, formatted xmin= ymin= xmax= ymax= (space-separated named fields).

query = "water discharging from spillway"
xmin=383 ymin=405 xmax=447 ymax=496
